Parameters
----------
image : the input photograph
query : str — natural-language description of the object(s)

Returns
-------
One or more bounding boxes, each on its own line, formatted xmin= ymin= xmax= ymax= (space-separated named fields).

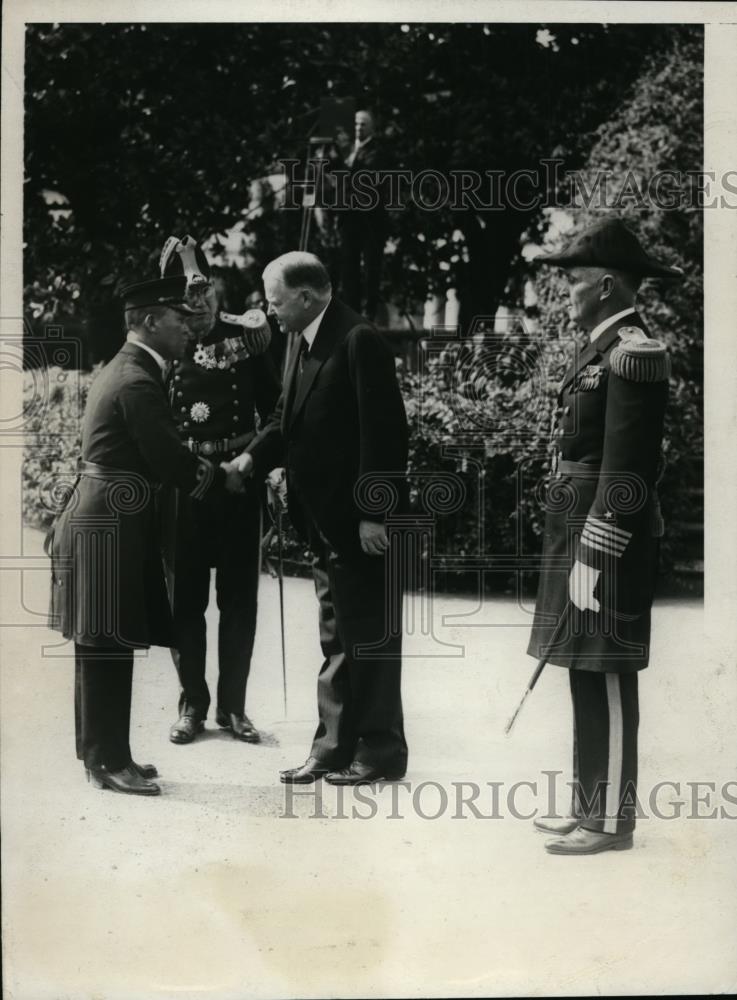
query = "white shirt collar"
xmin=588 ymin=306 xmax=636 ymax=343
xmin=301 ymin=300 xmax=331 ymax=350
xmin=127 ymin=333 xmax=168 ymax=376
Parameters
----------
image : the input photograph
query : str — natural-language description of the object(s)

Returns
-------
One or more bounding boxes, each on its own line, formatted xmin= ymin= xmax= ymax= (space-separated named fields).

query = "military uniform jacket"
xmin=48 ymin=342 xmax=221 ymax=649
xmin=168 ymin=320 xmax=280 ymax=452
xmin=163 ymin=322 xmax=281 ymax=576
xmin=528 ymin=310 xmax=670 ymax=673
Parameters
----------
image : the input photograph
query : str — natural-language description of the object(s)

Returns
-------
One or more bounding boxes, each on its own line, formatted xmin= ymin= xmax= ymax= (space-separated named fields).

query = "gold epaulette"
xmin=610 ymin=337 xmax=670 ymax=383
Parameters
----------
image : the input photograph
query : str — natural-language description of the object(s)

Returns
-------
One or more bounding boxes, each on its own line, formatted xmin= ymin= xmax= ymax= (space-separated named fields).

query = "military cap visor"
xmin=534 ymin=217 xmax=684 ymax=280
xmin=120 ymin=276 xmax=195 ymax=312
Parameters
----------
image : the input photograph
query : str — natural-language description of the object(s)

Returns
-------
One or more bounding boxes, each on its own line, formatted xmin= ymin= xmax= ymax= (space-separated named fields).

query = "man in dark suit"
xmin=159 ymin=236 xmax=280 ymax=746
xmin=527 ymin=217 xmax=682 ymax=854
xmin=329 ymin=109 xmax=388 ymax=321
xmin=232 ymin=251 xmax=409 ymax=784
xmin=48 ymin=276 xmax=240 ymax=795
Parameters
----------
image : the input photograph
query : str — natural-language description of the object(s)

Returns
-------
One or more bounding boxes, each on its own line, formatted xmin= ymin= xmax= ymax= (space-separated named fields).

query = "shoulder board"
xmin=610 ymin=338 xmax=670 ymax=383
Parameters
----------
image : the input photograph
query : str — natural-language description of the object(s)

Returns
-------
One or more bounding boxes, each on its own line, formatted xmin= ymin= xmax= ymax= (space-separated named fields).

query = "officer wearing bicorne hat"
xmin=527 ymin=216 xmax=683 ymax=855
xmin=47 ymin=275 xmax=240 ymax=796
xmin=159 ymin=236 xmax=280 ymax=746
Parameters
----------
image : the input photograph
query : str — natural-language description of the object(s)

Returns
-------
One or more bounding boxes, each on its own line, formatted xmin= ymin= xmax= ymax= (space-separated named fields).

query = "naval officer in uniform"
xmin=159 ymin=236 xmax=280 ymax=745
xmin=48 ymin=276 xmax=241 ymax=795
xmin=527 ymin=216 xmax=683 ymax=854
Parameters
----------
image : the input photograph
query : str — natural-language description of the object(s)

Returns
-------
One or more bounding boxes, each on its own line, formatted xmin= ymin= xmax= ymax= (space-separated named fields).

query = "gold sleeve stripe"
xmin=190 ymin=458 xmax=214 ymax=499
xmin=581 ymin=532 xmax=627 ymax=558
xmin=586 ymin=516 xmax=632 ymax=542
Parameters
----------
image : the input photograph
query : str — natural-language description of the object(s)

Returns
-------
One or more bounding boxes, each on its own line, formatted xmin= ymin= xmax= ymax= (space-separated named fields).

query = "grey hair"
xmin=263 ymin=252 xmax=332 ymax=295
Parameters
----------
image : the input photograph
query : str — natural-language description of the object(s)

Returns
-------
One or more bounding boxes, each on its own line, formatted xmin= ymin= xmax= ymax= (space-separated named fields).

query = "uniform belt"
xmin=557 ymin=460 xmax=601 ymax=476
xmin=77 ymin=460 xmax=148 ymax=480
xmin=77 ymin=460 xmax=160 ymax=493
xmin=185 ymin=430 xmax=255 ymax=457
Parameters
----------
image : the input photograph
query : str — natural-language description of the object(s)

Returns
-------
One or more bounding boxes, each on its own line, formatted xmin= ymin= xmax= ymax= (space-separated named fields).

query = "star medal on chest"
xmin=193 ymin=342 xmax=217 ymax=370
xmin=189 ymin=401 xmax=211 ymax=424
xmin=573 ymin=364 xmax=606 ymax=392
xmin=193 ymin=340 xmax=233 ymax=372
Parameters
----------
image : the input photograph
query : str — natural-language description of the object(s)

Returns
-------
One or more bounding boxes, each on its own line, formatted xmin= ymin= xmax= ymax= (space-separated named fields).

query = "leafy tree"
xmin=25 ymin=21 xmax=673 ymax=360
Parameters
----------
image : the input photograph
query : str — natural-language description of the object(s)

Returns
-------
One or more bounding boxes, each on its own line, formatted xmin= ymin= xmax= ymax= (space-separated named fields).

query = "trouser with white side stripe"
xmin=569 ymin=670 xmax=639 ymax=835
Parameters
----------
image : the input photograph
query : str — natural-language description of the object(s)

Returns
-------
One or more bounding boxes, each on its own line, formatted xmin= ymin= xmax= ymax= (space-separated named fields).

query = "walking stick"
xmin=265 ymin=472 xmax=289 ymax=716
xmin=504 ymin=599 xmax=573 ymax=736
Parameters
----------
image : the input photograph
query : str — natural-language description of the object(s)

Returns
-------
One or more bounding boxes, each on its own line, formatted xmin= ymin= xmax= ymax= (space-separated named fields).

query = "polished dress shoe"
xmin=325 ymin=760 xmax=406 ymax=785
xmin=88 ymin=764 xmax=161 ymax=796
xmin=215 ymin=710 xmax=260 ymax=743
xmin=533 ymin=816 xmax=579 ymax=835
xmin=169 ymin=715 xmax=204 ymax=744
xmin=545 ymin=827 xmax=634 ymax=855
xmin=280 ymin=756 xmax=331 ymax=784
xmin=131 ymin=760 xmax=158 ymax=779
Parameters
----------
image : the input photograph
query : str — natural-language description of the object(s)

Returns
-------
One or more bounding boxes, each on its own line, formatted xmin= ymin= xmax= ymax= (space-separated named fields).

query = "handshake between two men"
xmin=220 ymin=451 xmax=254 ymax=495
xmin=219 ymin=452 xmax=390 ymax=557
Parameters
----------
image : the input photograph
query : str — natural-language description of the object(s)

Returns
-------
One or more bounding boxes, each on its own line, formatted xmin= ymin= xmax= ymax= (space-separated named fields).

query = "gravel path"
xmin=2 ymin=529 xmax=735 ymax=997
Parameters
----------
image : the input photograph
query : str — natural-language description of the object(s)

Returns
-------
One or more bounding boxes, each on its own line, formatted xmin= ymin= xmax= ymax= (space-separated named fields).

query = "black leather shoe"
xmin=131 ymin=760 xmax=158 ymax=779
xmin=88 ymin=764 xmax=161 ymax=796
xmin=545 ymin=827 xmax=634 ymax=855
xmin=280 ymin=756 xmax=331 ymax=784
xmin=169 ymin=715 xmax=204 ymax=744
xmin=215 ymin=710 xmax=261 ymax=743
xmin=533 ymin=816 xmax=579 ymax=835
xmin=325 ymin=760 xmax=406 ymax=785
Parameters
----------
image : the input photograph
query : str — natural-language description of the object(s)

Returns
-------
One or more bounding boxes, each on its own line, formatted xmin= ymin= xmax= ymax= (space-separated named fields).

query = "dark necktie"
xmin=297 ymin=335 xmax=310 ymax=378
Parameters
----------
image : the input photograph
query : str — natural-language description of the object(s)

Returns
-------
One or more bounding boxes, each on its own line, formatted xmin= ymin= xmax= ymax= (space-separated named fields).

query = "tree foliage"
xmin=24 ymin=21 xmax=678 ymax=359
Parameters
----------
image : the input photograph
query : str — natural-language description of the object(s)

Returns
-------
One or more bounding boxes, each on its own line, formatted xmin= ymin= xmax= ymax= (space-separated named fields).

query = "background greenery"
xmin=23 ymin=22 xmax=703 ymax=590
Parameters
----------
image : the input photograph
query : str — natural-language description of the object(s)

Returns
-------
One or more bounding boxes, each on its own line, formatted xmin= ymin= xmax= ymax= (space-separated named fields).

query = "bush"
xmin=23 ymin=365 xmax=99 ymax=530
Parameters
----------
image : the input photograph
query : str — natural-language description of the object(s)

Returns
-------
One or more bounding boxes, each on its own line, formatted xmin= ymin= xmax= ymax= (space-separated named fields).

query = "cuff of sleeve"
xmin=579 ymin=515 xmax=632 ymax=562
xmin=189 ymin=457 xmax=216 ymax=499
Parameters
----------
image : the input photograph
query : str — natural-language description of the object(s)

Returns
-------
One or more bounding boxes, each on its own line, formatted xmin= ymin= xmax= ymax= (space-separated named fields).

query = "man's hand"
xmin=221 ymin=460 xmax=246 ymax=494
xmin=359 ymin=519 xmax=389 ymax=556
xmin=569 ymin=560 xmax=601 ymax=612
xmin=230 ymin=452 xmax=254 ymax=477
xmin=266 ymin=467 xmax=288 ymax=514
xmin=221 ymin=452 xmax=253 ymax=494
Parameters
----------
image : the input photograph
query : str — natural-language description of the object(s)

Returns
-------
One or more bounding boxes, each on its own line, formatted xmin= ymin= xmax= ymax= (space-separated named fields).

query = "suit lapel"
xmin=558 ymin=310 xmax=645 ymax=394
xmin=288 ymin=300 xmax=345 ymax=425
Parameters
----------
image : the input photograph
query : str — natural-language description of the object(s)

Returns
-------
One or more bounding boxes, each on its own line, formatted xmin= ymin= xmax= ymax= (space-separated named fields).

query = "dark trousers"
xmin=172 ymin=487 xmax=261 ymax=720
xmin=569 ymin=670 xmax=639 ymax=835
xmin=307 ymin=526 xmax=407 ymax=773
xmin=74 ymin=644 xmax=134 ymax=771
xmin=339 ymin=214 xmax=386 ymax=321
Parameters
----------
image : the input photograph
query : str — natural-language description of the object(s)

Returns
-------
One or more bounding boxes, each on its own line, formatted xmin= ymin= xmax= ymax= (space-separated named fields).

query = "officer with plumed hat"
xmin=159 ymin=235 xmax=280 ymax=746
xmin=527 ymin=215 xmax=682 ymax=854
xmin=47 ymin=275 xmax=240 ymax=796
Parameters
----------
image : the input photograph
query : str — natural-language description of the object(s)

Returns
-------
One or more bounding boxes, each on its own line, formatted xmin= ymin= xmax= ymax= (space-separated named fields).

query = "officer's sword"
xmin=275 ymin=503 xmax=287 ymax=716
xmin=504 ymin=599 xmax=572 ymax=736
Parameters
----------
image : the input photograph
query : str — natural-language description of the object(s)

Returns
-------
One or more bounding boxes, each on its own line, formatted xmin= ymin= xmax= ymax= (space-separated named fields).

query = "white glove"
xmin=569 ymin=559 xmax=601 ymax=613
